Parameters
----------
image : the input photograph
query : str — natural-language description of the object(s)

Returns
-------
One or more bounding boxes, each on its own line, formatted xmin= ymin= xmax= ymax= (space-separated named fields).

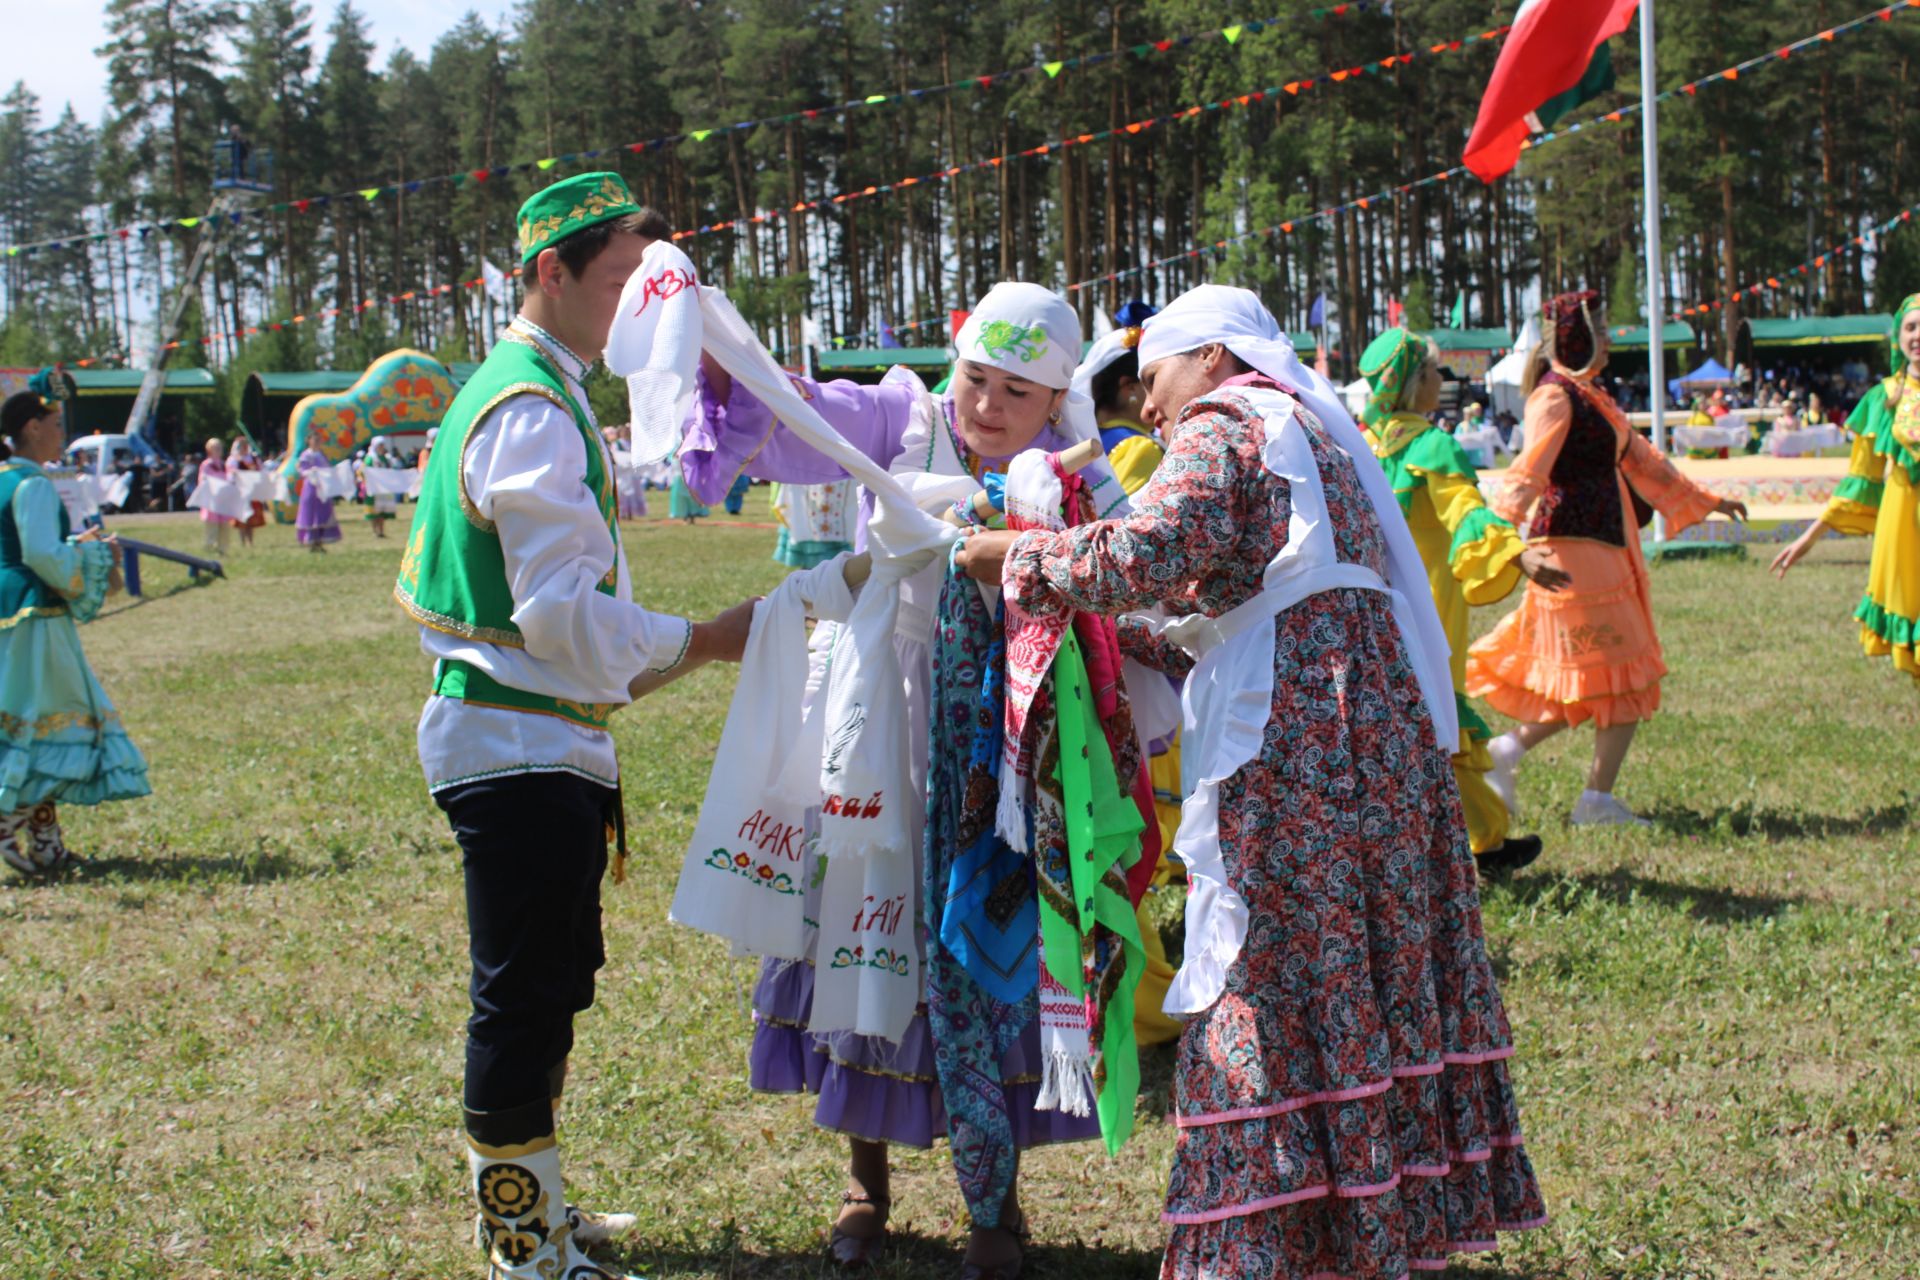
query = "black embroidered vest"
xmin=1528 ymin=370 xmax=1648 ymax=546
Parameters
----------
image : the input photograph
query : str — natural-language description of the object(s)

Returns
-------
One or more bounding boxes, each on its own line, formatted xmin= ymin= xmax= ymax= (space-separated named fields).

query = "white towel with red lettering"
xmin=668 ymin=557 xmax=853 ymax=961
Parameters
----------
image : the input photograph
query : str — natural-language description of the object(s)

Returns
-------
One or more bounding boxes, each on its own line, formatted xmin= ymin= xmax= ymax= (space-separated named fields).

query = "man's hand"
xmin=691 ymin=598 xmax=758 ymax=665
xmin=626 ymin=598 xmax=760 ymax=702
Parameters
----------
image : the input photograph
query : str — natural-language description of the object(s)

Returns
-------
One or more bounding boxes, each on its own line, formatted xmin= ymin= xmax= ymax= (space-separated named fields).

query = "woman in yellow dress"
xmin=1771 ymin=293 xmax=1920 ymax=681
xmin=1358 ymin=326 xmax=1562 ymax=874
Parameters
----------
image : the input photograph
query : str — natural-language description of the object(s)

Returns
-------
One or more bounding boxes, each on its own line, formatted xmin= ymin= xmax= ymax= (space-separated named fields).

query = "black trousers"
xmin=438 ymin=770 xmax=615 ymax=1118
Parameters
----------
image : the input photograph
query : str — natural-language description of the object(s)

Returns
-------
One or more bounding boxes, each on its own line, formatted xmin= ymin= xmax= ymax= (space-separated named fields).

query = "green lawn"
xmin=1 ymin=507 xmax=1914 ymax=1279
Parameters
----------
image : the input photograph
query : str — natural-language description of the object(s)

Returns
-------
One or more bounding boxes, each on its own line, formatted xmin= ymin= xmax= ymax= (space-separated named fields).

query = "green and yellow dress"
xmin=1367 ymin=413 xmax=1527 ymax=853
xmin=1819 ymin=367 xmax=1920 ymax=683
xmin=1359 ymin=326 xmax=1528 ymax=857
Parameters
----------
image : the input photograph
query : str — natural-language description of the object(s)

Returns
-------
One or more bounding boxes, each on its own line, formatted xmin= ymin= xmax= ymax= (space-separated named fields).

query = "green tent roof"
xmin=1288 ymin=331 xmax=1317 ymax=355
xmin=448 ymin=362 xmax=482 ymax=386
xmin=817 ymin=347 xmax=953 ymax=371
xmin=1429 ymin=327 xmax=1516 ymax=352
xmin=1746 ymin=314 xmax=1892 ymax=346
xmin=1605 ymin=322 xmax=1695 ymax=350
xmin=66 ymin=367 xmax=217 ymax=396
xmin=245 ymin=371 xmax=361 ymax=396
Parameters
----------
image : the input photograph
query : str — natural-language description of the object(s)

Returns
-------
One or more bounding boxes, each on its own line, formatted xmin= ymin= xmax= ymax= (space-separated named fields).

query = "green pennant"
xmin=179 ymin=217 xmax=201 ymax=228
xmin=1043 ymin=61 xmax=1064 ymax=77
xmin=864 ymin=94 xmax=887 ymax=104
xmin=537 ymin=157 xmax=557 ymax=171
xmin=359 ymin=188 xmax=380 ymax=201
xmin=690 ymin=129 xmax=712 ymax=142
xmin=1223 ymin=24 xmax=1244 ymax=43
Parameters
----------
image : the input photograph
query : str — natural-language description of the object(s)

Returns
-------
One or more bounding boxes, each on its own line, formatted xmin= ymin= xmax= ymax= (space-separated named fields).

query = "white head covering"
xmin=953 ymin=282 xmax=1080 ymax=390
xmin=952 ymin=283 xmax=1115 ymax=503
xmin=1070 ymin=325 xmax=1144 ymax=403
xmin=1136 ymin=284 xmax=1457 ymax=749
xmin=1137 ymin=284 xmax=1354 ymax=443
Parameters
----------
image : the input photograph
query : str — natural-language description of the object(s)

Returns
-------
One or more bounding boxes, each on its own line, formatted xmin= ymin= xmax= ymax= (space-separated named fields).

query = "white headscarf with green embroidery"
xmin=954 ymin=282 xmax=1082 ymax=390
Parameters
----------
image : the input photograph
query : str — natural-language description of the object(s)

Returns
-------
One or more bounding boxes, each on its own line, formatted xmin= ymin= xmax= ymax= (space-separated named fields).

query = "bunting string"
xmin=2 ymin=2 xmax=1397 ymax=260
xmin=48 ymin=0 xmax=1920 ymax=366
xmin=1055 ymin=0 xmax=1920 ymax=298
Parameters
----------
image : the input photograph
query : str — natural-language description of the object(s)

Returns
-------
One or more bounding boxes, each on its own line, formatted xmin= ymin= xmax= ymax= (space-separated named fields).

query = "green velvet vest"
xmin=393 ymin=336 xmax=620 ymax=730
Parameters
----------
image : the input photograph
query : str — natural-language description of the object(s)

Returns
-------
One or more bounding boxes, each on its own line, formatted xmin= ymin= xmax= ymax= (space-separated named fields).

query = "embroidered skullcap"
xmin=516 ymin=172 xmax=641 ymax=265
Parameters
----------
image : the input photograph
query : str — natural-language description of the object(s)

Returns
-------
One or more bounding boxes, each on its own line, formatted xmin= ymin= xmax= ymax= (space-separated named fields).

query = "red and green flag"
xmin=1464 ymin=0 xmax=1640 ymax=181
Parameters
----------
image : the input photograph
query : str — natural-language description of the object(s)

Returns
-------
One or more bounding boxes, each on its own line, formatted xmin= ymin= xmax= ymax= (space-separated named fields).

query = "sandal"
xmin=829 ymin=1191 xmax=891 ymax=1269
xmin=959 ymin=1207 xmax=1030 ymax=1280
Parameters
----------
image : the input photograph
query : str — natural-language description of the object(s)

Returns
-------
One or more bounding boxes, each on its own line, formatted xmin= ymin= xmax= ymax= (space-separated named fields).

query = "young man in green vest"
xmin=396 ymin=171 xmax=753 ymax=1280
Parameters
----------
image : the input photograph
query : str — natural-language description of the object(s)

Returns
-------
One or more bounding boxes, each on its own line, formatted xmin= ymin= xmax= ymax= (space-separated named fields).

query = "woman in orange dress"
xmin=1467 ymin=291 xmax=1747 ymax=827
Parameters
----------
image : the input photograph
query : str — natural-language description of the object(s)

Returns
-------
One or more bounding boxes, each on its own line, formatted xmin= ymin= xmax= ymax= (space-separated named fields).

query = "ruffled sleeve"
xmin=13 ymin=475 xmax=111 ymax=619
xmin=1619 ymin=428 xmax=1722 ymax=533
xmin=678 ymin=367 xmax=919 ymax=504
xmin=1402 ymin=432 xmax=1524 ymax=606
xmin=1820 ymin=393 xmax=1890 ymax=537
xmin=1494 ymin=384 xmax=1572 ymax=524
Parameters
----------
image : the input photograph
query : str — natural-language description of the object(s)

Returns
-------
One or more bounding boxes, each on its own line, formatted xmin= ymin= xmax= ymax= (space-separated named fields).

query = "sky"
xmin=2 ymin=0 xmax=512 ymax=127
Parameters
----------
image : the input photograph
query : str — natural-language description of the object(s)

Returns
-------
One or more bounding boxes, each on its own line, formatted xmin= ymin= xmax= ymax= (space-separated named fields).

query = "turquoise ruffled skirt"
xmin=0 ymin=613 xmax=150 ymax=813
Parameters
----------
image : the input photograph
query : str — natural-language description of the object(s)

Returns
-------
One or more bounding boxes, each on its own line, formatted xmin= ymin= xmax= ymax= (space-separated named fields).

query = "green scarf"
xmin=1034 ymin=628 xmax=1145 ymax=1154
xmin=1359 ymin=326 xmax=1431 ymax=429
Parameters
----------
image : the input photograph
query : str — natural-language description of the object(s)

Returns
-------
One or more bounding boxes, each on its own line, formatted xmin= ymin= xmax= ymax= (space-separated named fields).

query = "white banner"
xmin=308 ymin=459 xmax=360 ymax=501
xmin=359 ymin=466 xmax=419 ymax=497
xmin=187 ymin=475 xmax=254 ymax=522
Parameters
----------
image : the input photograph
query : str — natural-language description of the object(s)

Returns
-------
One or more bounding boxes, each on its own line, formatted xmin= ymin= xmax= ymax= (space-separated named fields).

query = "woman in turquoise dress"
xmin=0 ymin=391 xmax=150 ymax=875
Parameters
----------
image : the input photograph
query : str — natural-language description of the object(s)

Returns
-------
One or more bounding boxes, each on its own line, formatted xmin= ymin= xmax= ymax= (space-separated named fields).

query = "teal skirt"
xmin=0 ymin=613 xmax=150 ymax=813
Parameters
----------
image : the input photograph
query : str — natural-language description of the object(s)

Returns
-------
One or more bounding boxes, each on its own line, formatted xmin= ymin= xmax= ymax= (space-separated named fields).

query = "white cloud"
xmin=1 ymin=0 xmax=516 ymax=129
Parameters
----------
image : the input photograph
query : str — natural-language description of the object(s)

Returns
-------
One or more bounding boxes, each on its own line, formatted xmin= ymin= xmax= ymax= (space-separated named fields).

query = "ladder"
xmin=122 ymin=188 xmax=251 ymax=439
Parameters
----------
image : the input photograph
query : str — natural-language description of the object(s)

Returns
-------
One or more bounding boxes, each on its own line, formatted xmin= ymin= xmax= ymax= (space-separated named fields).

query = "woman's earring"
xmin=1048 ymin=408 xmax=1063 ymax=425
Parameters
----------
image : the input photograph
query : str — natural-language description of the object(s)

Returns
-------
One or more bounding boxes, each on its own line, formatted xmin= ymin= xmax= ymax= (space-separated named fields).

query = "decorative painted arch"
xmin=275 ymin=349 xmax=457 ymax=520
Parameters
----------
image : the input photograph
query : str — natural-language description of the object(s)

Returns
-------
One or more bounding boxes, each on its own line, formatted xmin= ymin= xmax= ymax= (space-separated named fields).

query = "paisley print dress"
xmin=1003 ymin=380 xmax=1547 ymax=1279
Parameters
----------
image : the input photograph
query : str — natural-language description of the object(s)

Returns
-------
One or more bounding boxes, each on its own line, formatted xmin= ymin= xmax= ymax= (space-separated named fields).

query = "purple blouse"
xmin=678 ymin=369 xmax=1077 ymax=506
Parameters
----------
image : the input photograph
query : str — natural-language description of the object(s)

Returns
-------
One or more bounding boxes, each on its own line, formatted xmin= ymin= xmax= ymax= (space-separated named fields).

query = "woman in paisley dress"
xmin=956 ymin=286 xmax=1548 ymax=1280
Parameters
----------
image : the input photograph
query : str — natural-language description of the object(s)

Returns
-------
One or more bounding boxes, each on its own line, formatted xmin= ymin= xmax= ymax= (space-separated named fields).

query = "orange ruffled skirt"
xmin=1466 ymin=538 xmax=1665 ymax=728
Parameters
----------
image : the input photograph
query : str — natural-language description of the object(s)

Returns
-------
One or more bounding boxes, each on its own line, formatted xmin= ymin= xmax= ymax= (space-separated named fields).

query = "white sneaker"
xmin=566 ymin=1206 xmax=637 ymax=1248
xmin=1486 ymin=733 xmax=1525 ymax=821
xmin=1569 ymin=789 xmax=1652 ymax=828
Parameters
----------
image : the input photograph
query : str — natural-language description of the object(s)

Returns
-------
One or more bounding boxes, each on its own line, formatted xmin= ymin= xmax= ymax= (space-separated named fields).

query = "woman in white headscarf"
xmin=956 ymin=285 xmax=1547 ymax=1280
xmin=680 ymin=283 xmax=1134 ymax=1277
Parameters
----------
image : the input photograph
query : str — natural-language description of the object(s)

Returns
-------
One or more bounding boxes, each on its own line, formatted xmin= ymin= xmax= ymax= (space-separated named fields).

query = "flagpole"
xmin=1638 ymin=0 xmax=1669 ymax=544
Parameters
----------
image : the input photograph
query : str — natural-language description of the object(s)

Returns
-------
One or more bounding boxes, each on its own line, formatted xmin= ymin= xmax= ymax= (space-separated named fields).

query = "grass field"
xmin=1 ymin=504 xmax=1914 ymax=1280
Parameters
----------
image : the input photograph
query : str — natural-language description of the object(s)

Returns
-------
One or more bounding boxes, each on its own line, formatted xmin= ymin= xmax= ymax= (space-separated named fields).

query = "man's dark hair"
xmin=1088 ymin=350 xmax=1139 ymax=413
xmin=521 ymin=207 xmax=673 ymax=287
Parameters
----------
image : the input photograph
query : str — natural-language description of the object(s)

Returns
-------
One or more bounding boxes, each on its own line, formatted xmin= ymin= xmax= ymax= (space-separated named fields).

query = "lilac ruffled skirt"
xmin=749 ymin=956 xmax=1101 ymax=1151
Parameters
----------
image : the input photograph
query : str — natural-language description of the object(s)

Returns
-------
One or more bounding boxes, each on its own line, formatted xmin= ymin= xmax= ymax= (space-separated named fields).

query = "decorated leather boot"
xmin=466 ymin=1099 xmax=640 ymax=1280
xmin=24 ymin=803 xmax=74 ymax=874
